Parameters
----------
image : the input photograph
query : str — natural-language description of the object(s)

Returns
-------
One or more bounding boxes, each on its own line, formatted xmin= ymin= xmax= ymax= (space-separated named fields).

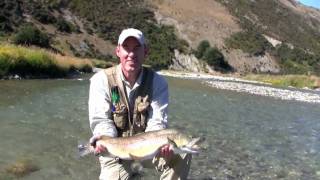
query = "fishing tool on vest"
xmin=111 ymin=86 xmax=120 ymax=112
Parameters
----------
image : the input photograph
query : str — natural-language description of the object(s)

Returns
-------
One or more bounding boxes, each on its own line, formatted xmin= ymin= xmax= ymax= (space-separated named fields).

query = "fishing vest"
xmin=104 ymin=66 xmax=154 ymax=137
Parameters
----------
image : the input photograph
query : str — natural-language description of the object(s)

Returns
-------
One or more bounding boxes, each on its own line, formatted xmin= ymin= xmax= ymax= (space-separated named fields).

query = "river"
xmin=0 ymin=76 xmax=320 ymax=179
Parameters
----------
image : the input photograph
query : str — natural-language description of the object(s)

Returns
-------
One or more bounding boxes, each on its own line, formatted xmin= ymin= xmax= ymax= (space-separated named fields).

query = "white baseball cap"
xmin=118 ymin=28 xmax=145 ymax=45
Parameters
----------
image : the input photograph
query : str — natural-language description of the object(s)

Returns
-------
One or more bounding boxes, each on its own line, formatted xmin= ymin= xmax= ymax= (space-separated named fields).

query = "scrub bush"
xmin=195 ymin=40 xmax=232 ymax=72
xmin=13 ymin=24 xmax=50 ymax=48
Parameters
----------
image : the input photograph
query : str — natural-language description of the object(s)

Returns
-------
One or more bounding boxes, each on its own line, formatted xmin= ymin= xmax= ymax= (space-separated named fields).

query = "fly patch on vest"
xmin=110 ymin=86 xmax=128 ymax=130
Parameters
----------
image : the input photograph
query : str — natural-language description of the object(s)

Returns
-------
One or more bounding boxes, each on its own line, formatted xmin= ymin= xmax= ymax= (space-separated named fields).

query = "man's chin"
xmin=124 ymin=66 xmax=141 ymax=74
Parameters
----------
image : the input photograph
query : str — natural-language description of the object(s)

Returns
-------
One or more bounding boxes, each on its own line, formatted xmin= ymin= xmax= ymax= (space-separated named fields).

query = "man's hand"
xmin=159 ymin=144 xmax=174 ymax=159
xmin=90 ymin=135 xmax=107 ymax=155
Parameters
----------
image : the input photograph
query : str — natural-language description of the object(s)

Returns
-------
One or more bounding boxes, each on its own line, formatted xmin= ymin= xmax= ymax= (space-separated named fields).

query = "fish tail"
xmin=77 ymin=142 xmax=94 ymax=157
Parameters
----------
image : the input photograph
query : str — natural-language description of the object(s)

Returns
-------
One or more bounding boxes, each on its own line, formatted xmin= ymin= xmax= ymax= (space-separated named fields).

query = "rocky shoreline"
xmin=158 ymin=70 xmax=320 ymax=104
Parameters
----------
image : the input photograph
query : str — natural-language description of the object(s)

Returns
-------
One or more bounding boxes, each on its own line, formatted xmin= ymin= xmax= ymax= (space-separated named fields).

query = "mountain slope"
xmin=148 ymin=0 xmax=320 ymax=74
xmin=1 ymin=0 xmax=319 ymax=75
xmin=147 ymin=0 xmax=280 ymax=73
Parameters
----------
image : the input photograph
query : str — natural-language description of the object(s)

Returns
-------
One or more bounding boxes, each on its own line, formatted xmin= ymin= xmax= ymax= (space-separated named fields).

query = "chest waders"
xmin=104 ymin=66 xmax=154 ymax=137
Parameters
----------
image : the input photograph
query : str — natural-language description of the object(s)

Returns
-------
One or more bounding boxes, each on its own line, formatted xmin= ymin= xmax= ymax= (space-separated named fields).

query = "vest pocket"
xmin=113 ymin=105 xmax=128 ymax=129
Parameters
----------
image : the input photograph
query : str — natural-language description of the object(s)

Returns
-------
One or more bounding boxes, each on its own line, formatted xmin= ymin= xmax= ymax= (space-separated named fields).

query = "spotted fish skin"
xmin=78 ymin=129 xmax=201 ymax=160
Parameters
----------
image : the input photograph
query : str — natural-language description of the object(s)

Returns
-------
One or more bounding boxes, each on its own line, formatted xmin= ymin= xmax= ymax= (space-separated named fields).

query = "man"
xmin=88 ymin=28 xmax=191 ymax=180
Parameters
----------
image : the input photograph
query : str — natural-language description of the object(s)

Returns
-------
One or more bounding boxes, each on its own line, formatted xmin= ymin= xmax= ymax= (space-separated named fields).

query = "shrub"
xmin=194 ymin=40 xmax=232 ymax=72
xmin=274 ymin=44 xmax=317 ymax=74
xmin=225 ymin=30 xmax=272 ymax=56
xmin=143 ymin=24 xmax=182 ymax=69
xmin=280 ymin=59 xmax=311 ymax=75
xmin=13 ymin=24 xmax=50 ymax=48
xmin=203 ymin=47 xmax=223 ymax=66
xmin=195 ymin=40 xmax=210 ymax=59
xmin=176 ymin=39 xmax=189 ymax=54
xmin=33 ymin=9 xmax=56 ymax=24
xmin=55 ymin=18 xmax=74 ymax=33
xmin=0 ymin=53 xmax=10 ymax=78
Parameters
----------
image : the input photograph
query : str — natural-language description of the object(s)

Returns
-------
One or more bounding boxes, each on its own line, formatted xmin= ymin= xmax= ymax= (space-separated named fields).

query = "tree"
xmin=203 ymin=47 xmax=225 ymax=67
xmin=195 ymin=40 xmax=210 ymax=59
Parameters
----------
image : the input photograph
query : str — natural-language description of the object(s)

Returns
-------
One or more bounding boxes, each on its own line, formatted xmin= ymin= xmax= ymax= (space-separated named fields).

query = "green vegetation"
xmin=273 ymin=44 xmax=319 ymax=74
xmin=0 ymin=44 xmax=93 ymax=78
xmin=195 ymin=40 xmax=210 ymax=59
xmin=66 ymin=0 xmax=188 ymax=69
xmin=218 ymin=0 xmax=320 ymax=75
xmin=1 ymin=0 xmax=189 ymax=70
xmin=55 ymin=18 xmax=77 ymax=33
xmin=32 ymin=8 xmax=57 ymax=24
xmin=13 ymin=24 xmax=50 ymax=48
xmin=146 ymin=25 xmax=187 ymax=69
xmin=0 ymin=0 xmax=23 ymax=33
xmin=195 ymin=40 xmax=232 ymax=72
xmin=217 ymin=0 xmax=320 ymax=53
xmin=226 ymin=30 xmax=320 ymax=74
xmin=225 ymin=30 xmax=273 ymax=56
xmin=243 ymin=74 xmax=320 ymax=89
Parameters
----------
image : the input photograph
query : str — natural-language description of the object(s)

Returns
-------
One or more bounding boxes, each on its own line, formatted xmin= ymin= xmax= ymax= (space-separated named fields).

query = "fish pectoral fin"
xmin=129 ymin=153 xmax=141 ymax=161
xmin=167 ymin=138 xmax=177 ymax=147
xmin=172 ymin=147 xmax=184 ymax=154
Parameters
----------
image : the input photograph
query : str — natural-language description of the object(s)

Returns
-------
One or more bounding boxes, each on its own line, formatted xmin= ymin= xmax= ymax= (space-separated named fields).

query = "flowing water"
xmin=0 ymin=76 xmax=320 ymax=180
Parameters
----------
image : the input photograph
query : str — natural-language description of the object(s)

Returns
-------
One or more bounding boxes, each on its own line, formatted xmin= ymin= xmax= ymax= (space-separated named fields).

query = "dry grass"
xmin=0 ymin=43 xmax=93 ymax=78
xmin=147 ymin=0 xmax=240 ymax=48
xmin=243 ymin=74 xmax=320 ymax=89
xmin=53 ymin=53 xmax=93 ymax=70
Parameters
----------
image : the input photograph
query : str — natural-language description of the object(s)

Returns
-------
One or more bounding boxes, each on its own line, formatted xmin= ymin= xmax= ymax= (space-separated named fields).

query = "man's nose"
xmin=127 ymin=51 xmax=136 ymax=58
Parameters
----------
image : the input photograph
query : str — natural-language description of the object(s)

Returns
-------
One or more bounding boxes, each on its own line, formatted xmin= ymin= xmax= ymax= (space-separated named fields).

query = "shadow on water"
xmin=0 ymin=76 xmax=320 ymax=179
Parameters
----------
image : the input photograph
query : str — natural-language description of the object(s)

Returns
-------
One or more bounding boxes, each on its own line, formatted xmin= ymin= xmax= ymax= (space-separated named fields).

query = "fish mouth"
xmin=181 ymin=137 xmax=204 ymax=154
xmin=181 ymin=146 xmax=200 ymax=154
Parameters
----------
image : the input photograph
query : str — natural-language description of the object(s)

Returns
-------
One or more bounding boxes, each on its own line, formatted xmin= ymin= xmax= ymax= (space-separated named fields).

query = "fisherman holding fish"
xmin=88 ymin=28 xmax=193 ymax=180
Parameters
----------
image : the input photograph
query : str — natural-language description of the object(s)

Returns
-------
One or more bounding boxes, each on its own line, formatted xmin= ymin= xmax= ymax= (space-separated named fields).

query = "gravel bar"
xmin=158 ymin=71 xmax=320 ymax=104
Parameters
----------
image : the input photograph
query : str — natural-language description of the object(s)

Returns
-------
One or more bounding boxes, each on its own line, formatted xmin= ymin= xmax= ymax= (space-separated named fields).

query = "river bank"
xmin=0 ymin=44 xmax=94 ymax=79
xmin=158 ymin=70 xmax=320 ymax=104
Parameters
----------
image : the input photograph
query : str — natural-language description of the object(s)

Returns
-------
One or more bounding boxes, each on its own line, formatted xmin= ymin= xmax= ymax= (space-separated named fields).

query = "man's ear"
xmin=115 ymin=45 xmax=120 ymax=57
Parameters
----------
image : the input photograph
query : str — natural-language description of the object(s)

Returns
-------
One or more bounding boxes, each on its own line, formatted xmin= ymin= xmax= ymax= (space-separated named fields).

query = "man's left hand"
xmin=159 ymin=144 xmax=174 ymax=159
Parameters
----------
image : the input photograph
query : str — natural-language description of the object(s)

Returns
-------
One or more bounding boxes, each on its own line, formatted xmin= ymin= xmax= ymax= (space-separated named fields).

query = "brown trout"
xmin=78 ymin=129 xmax=201 ymax=160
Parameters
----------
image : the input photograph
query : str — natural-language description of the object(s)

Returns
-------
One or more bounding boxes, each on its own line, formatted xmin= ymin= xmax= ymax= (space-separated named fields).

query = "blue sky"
xmin=298 ymin=0 xmax=320 ymax=9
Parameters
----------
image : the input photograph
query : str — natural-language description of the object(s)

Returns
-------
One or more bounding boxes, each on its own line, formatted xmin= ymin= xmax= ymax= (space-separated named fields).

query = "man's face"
xmin=116 ymin=37 xmax=148 ymax=76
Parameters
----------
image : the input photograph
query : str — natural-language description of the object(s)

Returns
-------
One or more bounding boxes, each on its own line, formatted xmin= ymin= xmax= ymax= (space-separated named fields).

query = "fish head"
xmin=183 ymin=137 xmax=203 ymax=153
xmin=173 ymin=134 xmax=203 ymax=154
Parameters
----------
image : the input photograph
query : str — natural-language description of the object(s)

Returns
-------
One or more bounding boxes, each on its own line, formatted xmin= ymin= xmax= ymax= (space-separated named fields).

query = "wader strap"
xmin=137 ymin=67 xmax=154 ymax=100
xmin=131 ymin=67 xmax=154 ymax=133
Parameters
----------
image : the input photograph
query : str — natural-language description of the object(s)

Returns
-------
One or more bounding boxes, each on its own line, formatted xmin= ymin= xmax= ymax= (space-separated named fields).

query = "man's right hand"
xmin=90 ymin=135 xmax=107 ymax=155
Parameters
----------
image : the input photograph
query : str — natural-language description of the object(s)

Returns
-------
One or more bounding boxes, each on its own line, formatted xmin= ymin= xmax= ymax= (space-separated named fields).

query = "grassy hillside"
xmin=67 ymin=0 xmax=189 ymax=69
xmin=1 ymin=0 xmax=320 ymax=75
xmin=217 ymin=0 xmax=320 ymax=75
xmin=0 ymin=0 xmax=188 ymax=70
xmin=217 ymin=0 xmax=320 ymax=53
